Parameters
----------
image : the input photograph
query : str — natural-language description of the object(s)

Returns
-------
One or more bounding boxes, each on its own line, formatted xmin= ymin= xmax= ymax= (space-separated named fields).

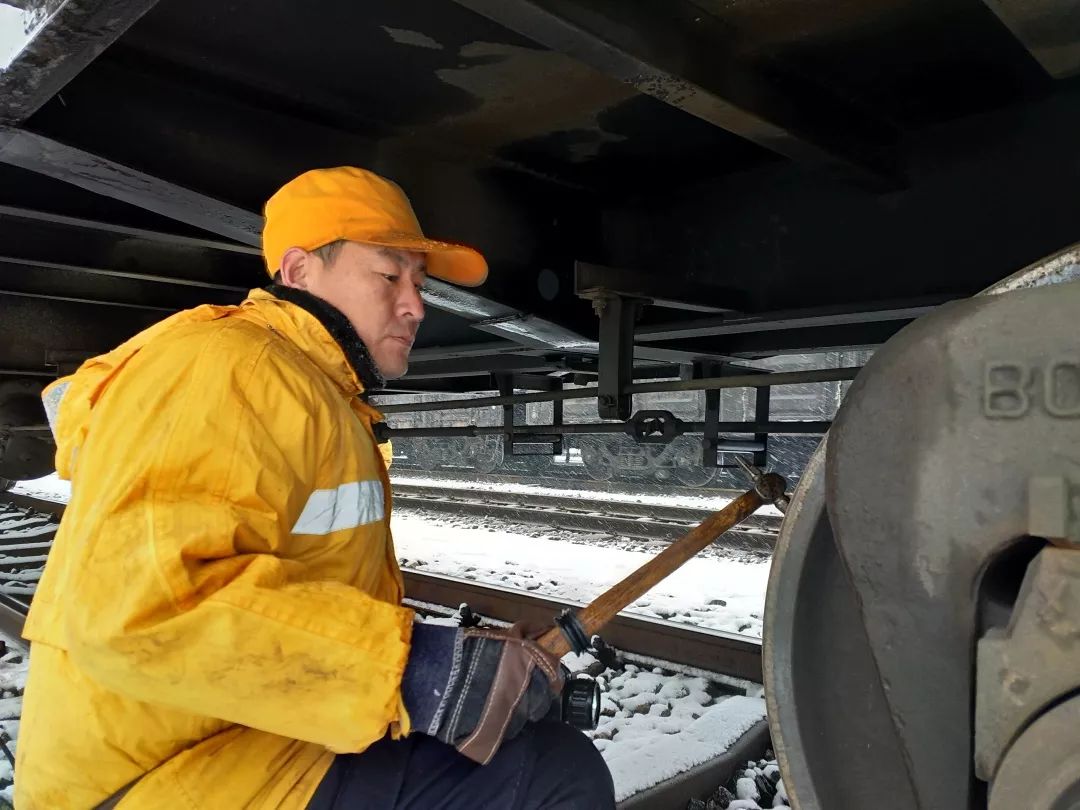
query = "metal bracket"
xmin=592 ymin=293 xmax=642 ymax=420
xmin=496 ymin=374 xmax=567 ymax=458
xmin=754 ymin=385 xmax=771 ymax=469
xmin=496 ymin=374 xmax=517 ymax=459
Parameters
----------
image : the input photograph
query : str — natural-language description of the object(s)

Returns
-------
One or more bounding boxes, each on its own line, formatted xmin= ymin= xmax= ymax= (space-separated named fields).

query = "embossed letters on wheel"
xmin=984 ymin=360 xmax=1080 ymax=418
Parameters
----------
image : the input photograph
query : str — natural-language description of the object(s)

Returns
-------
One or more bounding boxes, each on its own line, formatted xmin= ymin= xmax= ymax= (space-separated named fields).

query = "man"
xmin=16 ymin=167 xmax=615 ymax=809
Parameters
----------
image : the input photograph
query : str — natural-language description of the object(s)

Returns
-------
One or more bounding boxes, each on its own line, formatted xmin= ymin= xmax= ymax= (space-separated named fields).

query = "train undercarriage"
xmin=2 ymin=0 xmax=1080 ymax=805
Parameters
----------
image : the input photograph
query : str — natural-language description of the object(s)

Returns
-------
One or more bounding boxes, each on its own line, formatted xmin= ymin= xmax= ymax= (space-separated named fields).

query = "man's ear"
xmin=279 ymin=247 xmax=311 ymax=290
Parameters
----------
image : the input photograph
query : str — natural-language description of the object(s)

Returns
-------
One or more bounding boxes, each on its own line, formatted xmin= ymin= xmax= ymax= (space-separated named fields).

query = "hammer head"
xmin=755 ymin=472 xmax=789 ymax=512
xmin=734 ymin=455 xmax=790 ymax=512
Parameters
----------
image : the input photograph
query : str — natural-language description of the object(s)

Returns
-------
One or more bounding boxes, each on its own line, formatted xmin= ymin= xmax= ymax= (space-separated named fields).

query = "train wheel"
xmin=671 ymin=438 xmax=716 ymax=488
xmin=579 ymin=438 xmax=615 ymax=481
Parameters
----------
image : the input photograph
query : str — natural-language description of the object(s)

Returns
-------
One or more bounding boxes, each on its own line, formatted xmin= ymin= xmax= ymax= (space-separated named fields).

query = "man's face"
xmin=284 ymin=241 xmax=426 ymax=380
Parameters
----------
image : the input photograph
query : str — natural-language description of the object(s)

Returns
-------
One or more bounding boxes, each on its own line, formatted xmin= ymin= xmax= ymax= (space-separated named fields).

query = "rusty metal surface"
xmin=404 ymin=569 xmax=764 ymax=682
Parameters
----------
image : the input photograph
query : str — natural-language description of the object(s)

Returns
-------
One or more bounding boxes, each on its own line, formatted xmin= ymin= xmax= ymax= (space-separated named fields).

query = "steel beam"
xmin=575 ymin=261 xmax=745 ymax=313
xmin=0 ymin=128 xmax=262 ymax=245
xmin=0 ymin=287 xmax=174 ymax=310
xmin=0 ymin=0 xmax=161 ymax=124
xmin=0 ymin=129 xmax=603 ymax=355
xmin=983 ymin=0 xmax=1080 ymax=78
xmin=404 ymin=353 xmax=558 ymax=379
xmin=638 ymin=298 xmax=951 ymax=343
xmin=597 ymin=295 xmax=639 ymax=420
xmin=0 ymin=254 xmax=247 ymax=292
xmin=449 ymin=0 xmax=900 ymax=186
xmin=0 ymin=204 xmax=260 ymax=255
xmin=645 ymin=320 xmax=911 ymax=359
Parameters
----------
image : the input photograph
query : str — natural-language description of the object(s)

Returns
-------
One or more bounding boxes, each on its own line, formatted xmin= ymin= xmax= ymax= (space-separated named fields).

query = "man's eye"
xmin=382 ymin=274 xmax=398 ymax=283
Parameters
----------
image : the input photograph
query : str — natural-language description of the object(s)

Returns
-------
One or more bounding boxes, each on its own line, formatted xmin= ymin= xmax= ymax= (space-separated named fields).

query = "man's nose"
xmin=399 ymin=281 xmax=425 ymax=322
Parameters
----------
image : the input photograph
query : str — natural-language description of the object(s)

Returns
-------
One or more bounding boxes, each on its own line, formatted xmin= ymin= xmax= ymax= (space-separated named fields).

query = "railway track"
xmin=391 ymin=482 xmax=780 ymax=553
xmin=391 ymin=467 xmax=742 ymax=498
xmin=0 ymin=491 xmax=764 ymax=677
xmin=0 ymin=490 xmax=769 ymax=809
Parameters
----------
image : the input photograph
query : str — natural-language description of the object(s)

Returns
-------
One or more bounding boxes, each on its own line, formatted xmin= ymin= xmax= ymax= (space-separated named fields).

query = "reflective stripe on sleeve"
xmin=291 ymin=480 xmax=385 ymax=535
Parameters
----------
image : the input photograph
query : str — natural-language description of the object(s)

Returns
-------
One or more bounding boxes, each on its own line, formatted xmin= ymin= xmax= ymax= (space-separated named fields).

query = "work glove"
xmin=402 ymin=621 xmax=566 ymax=764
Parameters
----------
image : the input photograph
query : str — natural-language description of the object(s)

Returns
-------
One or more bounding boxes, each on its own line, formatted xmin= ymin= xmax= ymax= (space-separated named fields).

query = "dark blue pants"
xmin=306 ymin=721 xmax=616 ymax=810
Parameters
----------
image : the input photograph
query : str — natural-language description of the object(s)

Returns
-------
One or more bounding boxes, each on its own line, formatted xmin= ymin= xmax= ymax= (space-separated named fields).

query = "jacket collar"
xmin=241 ymin=287 xmax=385 ymax=397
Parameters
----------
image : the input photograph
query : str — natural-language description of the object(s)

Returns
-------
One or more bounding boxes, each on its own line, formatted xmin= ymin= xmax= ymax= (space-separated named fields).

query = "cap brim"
xmin=364 ymin=234 xmax=488 ymax=287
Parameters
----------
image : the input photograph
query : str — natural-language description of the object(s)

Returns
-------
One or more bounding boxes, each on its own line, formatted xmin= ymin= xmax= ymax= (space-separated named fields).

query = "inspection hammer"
xmin=538 ymin=466 xmax=788 ymax=658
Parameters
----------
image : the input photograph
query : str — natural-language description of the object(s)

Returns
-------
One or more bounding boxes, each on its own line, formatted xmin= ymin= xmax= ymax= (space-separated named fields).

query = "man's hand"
xmin=402 ymin=622 xmax=566 ymax=764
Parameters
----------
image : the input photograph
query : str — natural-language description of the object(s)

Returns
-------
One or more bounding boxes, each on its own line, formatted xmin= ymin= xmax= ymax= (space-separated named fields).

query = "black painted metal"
xmin=576 ymin=261 xmax=745 ymax=313
xmin=0 ymin=128 xmax=263 ymax=246
xmin=637 ymin=298 xmax=952 ymax=342
xmin=752 ymin=385 xmax=770 ymax=469
xmin=0 ymin=204 xmax=260 ymax=255
xmin=982 ymin=0 xmax=1080 ymax=78
xmin=449 ymin=0 xmax=902 ymax=186
xmin=0 ymin=0 xmax=1077 ymax=429
xmin=0 ymin=0 xmax=161 ymax=124
xmin=377 ymin=367 xmax=859 ymax=413
xmin=596 ymin=295 xmax=639 ymax=420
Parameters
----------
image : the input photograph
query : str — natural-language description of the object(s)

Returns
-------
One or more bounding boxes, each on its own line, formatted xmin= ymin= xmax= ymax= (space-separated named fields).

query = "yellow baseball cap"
xmin=262 ymin=167 xmax=488 ymax=287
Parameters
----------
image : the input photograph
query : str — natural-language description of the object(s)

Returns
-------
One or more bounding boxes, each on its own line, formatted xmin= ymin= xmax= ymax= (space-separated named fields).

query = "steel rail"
xmin=392 ymin=483 xmax=778 ymax=551
xmin=402 ymin=569 xmax=763 ymax=682
xmin=392 ymin=482 xmax=780 ymax=529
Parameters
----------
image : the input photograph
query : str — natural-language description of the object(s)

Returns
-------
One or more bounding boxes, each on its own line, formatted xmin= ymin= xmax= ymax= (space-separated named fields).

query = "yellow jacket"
xmin=16 ymin=289 xmax=413 ymax=809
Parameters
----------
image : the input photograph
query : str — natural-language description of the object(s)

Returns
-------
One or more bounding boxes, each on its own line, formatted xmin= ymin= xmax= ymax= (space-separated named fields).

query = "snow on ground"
xmin=593 ymin=663 xmax=767 ymax=802
xmin=394 ymin=472 xmax=785 ymax=517
xmin=0 ymin=646 xmax=26 ymax=806
xmin=10 ymin=474 xmax=69 ymax=503
xmin=392 ymin=511 xmax=770 ymax=638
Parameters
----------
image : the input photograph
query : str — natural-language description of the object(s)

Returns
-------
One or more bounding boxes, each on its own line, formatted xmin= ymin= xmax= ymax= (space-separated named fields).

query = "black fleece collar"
xmin=265 ymin=284 xmax=385 ymax=394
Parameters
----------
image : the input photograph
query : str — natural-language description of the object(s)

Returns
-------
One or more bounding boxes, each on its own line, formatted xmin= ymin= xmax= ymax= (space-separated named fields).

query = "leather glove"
xmin=401 ymin=622 xmax=566 ymax=764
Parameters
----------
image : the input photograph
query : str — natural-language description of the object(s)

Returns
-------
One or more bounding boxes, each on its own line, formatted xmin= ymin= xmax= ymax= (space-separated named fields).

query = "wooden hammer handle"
xmin=537 ymin=487 xmax=766 ymax=656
